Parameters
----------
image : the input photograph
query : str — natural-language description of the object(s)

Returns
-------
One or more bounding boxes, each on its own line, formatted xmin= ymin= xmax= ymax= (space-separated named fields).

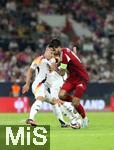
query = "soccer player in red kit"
xmin=49 ymin=39 xmax=89 ymax=128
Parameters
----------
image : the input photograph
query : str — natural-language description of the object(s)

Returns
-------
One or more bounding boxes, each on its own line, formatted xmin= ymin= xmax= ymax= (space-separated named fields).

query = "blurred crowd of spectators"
xmin=0 ymin=0 xmax=114 ymax=83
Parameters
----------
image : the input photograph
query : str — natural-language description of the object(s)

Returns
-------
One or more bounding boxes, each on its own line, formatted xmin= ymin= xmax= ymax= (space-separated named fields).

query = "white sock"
xmin=52 ymin=104 xmax=65 ymax=123
xmin=29 ymin=100 xmax=42 ymax=120
xmin=60 ymin=104 xmax=73 ymax=120
xmin=61 ymin=102 xmax=78 ymax=120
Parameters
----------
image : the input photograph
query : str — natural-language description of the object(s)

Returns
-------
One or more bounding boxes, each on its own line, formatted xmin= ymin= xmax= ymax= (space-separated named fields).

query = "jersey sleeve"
xmin=30 ymin=59 xmax=37 ymax=70
xmin=63 ymin=48 xmax=81 ymax=66
xmin=60 ymin=48 xmax=69 ymax=69
xmin=30 ymin=57 xmax=42 ymax=70
xmin=30 ymin=56 xmax=43 ymax=70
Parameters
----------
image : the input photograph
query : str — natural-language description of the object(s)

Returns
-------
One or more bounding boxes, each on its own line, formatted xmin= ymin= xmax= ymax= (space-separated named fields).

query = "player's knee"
xmin=51 ymin=98 xmax=58 ymax=105
xmin=74 ymin=85 xmax=85 ymax=101
xmin=59 ymin=90 xmax=66 ymax=100
xmin=72 ymin=97 xmax=80 ymax=106
xmin=36 ymin=96 xmax=45 ymax=101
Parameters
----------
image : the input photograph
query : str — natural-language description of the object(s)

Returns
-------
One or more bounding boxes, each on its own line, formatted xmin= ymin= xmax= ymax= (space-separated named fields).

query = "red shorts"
xmin=61 ymin=75 xmax=88 ymax=98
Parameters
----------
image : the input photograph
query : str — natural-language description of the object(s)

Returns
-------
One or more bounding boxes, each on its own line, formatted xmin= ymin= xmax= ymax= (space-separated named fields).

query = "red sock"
xmin=75 ymin=104 xmax=86 ymax=118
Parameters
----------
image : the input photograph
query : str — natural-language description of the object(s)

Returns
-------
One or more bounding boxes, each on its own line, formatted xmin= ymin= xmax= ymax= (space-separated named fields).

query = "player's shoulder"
xmin=62 ymin=48 xmax=71 ymax=53
xmin=32 ymin=55 xmax=43 ymax=64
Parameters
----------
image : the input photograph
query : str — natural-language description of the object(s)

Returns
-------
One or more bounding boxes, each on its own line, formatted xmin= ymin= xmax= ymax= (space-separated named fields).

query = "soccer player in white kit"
xmin=22 ymin=48 xmax=69 ymax=126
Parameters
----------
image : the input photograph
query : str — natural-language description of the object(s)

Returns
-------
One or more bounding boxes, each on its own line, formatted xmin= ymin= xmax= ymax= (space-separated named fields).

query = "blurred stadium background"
xmin=0 ymin=0 xmax=114 ymax=112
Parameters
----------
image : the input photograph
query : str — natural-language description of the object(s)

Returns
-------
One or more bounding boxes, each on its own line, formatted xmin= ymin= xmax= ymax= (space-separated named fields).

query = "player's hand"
xmin=22 ymin=83 xmax=30 ymax=94
xmin=49 ymin=63 xmax=57 ymax=72
xmin=58 ymin=69 xmax=66 ymax=76
xmin=55 ymin=56 xmax=61 ymax=64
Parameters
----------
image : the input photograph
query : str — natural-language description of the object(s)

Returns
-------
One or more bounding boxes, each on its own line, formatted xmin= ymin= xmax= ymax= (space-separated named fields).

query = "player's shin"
xmin=29 ymin=100 xmax=43 ymax=120
xmin=72 ymin=97 xmax=86 ymax=119
xmin=74 ymin=103 xmax=89 ymax=128
xmin=61 ymin=102 xmax=81 ymax=121
xmin=60 ymin=102 xmax=74 ymax=120
xmin=75 ymin=104 xmax=86 ymax=119
xmin=52 ymin=104 xmax=68 ymax=127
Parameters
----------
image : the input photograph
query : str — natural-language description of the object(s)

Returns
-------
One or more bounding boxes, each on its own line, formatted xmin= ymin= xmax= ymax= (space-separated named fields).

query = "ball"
xmin=70 ymin=117 xmax=82 ymax=129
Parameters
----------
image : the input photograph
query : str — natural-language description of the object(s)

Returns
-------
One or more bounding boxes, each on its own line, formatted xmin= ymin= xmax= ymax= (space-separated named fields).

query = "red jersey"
xmin=61 ymin=48 xmax=89 ymax=82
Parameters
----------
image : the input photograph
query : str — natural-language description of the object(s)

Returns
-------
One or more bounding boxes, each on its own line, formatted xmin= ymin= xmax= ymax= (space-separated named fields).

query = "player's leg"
xmin=50 ymin=81 xmax=79 ymax=126
xmin=47 ymin=88 xmax=68 ymax=127
xmin=61 ymin=101 xmax=81 ymax=121
xmin=72 ymin=83 xmax=88 ymax=127
xmin=58 ymin=80 xmax=77 ymax=121
xmin=48 ymin=85 xmax=80 ymax=126
xmin=26 ymin=83 xmax=46 ymax=126
xmin=52 ymin=101 xmax=69 ymax=127
xmin=59 ymin=80 xmax=74 ymax=102
xmin=59 ymin=79 xmax=88 ymax=128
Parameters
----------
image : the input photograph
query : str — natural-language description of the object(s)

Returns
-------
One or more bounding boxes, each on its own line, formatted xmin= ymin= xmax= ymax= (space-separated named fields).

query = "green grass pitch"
xmin=0 ymin=112 xmax=114 ymax=150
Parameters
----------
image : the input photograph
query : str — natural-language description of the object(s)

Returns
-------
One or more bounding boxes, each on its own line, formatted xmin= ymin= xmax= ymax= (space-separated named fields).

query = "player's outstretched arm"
xmin=22 ymin=68 xmax=33 ymax=94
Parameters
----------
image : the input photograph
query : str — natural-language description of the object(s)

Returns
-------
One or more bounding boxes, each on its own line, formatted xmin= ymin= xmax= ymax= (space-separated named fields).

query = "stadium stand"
xmin=0 ymin=0 xmax=114 ymax=82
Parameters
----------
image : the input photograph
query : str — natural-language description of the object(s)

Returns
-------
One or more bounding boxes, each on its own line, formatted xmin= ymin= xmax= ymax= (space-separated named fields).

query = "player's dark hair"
xmin=48 ymin=38 xmax=62 ymax=48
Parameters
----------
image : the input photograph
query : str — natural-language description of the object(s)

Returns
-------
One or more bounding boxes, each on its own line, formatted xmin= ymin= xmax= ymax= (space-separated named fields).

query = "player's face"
xmin=55 ymin=47 xmax=61 ymax=55
xmin=49 ymin=47 xmax=61 ymax=56
xmin=44 ymin=47 xmax=53 ymax=60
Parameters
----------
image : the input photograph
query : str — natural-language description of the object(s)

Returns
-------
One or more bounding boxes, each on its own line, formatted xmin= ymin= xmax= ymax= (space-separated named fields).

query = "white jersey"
xmin=30 ymin=55 xmax=50 ymax=83
xmin=30 ymin=55 xmax=51 ymax=99
xmin=46 ymin=71 xmax=67 ymax=99
xmin=46 ymin=71 xmax=63 ymax=88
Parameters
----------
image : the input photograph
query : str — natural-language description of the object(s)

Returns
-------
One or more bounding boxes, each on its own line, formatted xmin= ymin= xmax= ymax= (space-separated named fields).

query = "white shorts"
xmin=32 ymin=81 xmax=46 ymax=99
xmin=50 ymin=75 xmax=64 ymax=99
xmin=32 ymin=79 xmax=52 ymax=101
xmin=49 ymin=81 xmax=63 ymax=100
xmin=50 ymin=87 xmax=59 ymax=99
